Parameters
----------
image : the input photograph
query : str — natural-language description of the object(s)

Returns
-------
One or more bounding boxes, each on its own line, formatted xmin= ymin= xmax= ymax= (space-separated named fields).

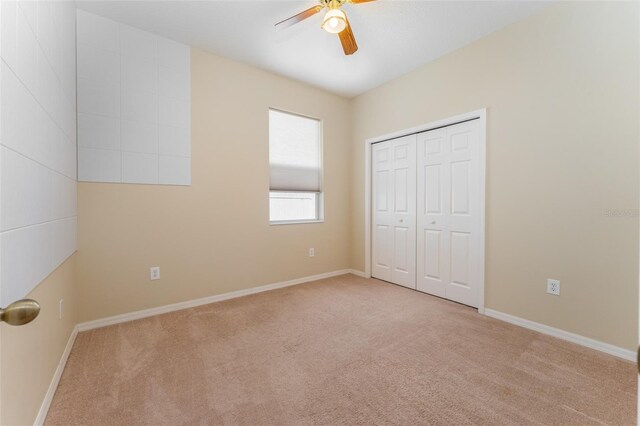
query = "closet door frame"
xmin=364 ymin=108 xmax=487 ymax=314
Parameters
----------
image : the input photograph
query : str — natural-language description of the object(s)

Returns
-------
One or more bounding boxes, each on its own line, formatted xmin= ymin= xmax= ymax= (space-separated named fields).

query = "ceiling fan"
xmin=275 ymin=0 xmax=376 ymax=56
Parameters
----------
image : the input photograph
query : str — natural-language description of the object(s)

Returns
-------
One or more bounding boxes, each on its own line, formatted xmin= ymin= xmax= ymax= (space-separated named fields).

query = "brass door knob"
xmin=0 ymin=299 xmax=40 ymax=326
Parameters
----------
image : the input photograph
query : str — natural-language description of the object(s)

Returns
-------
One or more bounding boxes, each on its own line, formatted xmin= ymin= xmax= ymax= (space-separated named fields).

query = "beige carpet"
xmin=46 ymin=274 xmax=636 ymax=425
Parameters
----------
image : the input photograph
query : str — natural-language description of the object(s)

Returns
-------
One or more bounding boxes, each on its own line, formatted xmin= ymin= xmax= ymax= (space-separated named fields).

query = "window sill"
xmin=269 ymin=219 xmax=324 ymax=226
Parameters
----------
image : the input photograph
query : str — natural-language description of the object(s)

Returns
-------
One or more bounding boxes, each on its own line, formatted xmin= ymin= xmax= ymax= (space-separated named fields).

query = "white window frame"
xmin=268 ymin=108 xmax=324 ymax=225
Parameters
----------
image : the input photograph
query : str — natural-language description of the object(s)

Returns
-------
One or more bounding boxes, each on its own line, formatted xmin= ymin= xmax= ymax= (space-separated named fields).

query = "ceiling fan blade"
xmin=339 ymin=18 xmax=358 ymax=55
xmin=275 ymin=5 xmax=324 ymax=29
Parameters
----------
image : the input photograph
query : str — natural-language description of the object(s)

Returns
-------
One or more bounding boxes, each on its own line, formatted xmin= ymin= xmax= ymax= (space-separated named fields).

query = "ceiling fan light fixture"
xmin=322 ymin=8 xmax=347 ymax=34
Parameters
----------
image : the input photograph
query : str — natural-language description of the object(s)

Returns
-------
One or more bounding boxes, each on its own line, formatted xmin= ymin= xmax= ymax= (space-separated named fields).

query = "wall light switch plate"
xmin=150 ymin=267 xmax=161 ymax=281
xmin=547 ymin=279 xmax=560 ymax=296
xmin=309 ymin=248 xmax=315 ymax=257
xmin=59 ymin=299 xmax=64 ymax=319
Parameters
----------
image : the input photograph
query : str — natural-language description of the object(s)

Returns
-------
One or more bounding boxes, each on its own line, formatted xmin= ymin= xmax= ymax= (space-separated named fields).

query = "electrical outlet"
xmin=150 ymin=267 xmax=161 ymax=281
xmin=58 ymin=299 xmax=64 ymax=319
xmin=547 ymin=279 xmax=560 ymax=296
xmin=309 ymin=248 xmax=315 ymax=257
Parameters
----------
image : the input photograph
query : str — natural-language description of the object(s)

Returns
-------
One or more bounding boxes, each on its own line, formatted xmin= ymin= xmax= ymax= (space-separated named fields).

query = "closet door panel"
xmin=417 ymin=120 xmax=480 ymax=307
xmin=450 ymin=231 xmax=471 ymax=287
xmin=371 ymin=141 xmax=393 ymax=282
xmin=451 ymin=160 xmax=471 ymax=215
xmin=424 ymin=165 xmax=442 ymax=214
xmin=371 ymin=135 xmax=416 ymax=289
xmin=444 ymin=121 xmax=480 ymax=307
xmin=423 ymin=229 xmax=442 ymax=280
xmin=390 ymin=135 xmax=417 ymax=288
xmin=417 ymin=129 xmax=447 ymax=297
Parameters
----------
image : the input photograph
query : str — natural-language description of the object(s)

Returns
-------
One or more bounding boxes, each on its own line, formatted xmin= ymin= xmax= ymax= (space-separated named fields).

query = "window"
xmin=269 ymin=109 xmax=323 ymax=223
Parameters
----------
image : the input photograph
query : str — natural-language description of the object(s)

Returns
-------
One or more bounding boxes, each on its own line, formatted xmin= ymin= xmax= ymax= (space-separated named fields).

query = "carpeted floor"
xmin=46 ymin=274 xmax=636 ymax=425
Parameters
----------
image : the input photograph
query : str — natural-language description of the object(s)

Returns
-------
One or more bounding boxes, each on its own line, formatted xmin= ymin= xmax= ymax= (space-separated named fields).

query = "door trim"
xmin=364 ymin=108 xmax=487 ymax=314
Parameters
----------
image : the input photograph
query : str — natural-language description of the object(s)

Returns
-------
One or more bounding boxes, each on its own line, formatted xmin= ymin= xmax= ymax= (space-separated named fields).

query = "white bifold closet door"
xmin=416 ymin=120 xmax=481 ymax=307
xmin=371 ymin=119 xmax=481 ymax=308
xmin=371 ymin=135 xmax=417 ymax=289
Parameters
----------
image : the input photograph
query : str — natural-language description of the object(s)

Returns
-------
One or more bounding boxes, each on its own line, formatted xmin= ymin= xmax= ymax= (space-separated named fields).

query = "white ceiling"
xmin=76 ymin=0 xmax=551 ymax=98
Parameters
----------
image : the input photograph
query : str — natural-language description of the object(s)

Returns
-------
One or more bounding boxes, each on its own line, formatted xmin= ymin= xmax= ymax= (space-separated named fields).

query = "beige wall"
xmin=0 ymin=255 xmax=78 ymax=425
xmin=76 ymin=49 xmax=352 ymax=322
xmin=350 ymin=2 xmax=639 ymax=350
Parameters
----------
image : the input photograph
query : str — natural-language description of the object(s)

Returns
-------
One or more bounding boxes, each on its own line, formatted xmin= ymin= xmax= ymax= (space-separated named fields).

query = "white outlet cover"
xmin=547 ymin=279 xmax=560 ymax=296
xmin=150 ymin=267 xmax=161 ymax=281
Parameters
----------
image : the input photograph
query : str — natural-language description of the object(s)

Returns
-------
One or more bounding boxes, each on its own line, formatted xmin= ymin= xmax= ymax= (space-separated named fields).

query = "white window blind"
xmin=269 ymin=109 xmax=322 ymax=192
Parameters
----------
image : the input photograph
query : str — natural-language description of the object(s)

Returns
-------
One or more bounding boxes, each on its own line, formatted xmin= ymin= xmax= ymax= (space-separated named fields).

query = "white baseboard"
xmin=484 ymin=308 xmax=635 ymax=362
xmin=77 ymin=270 xmax=358 ymax=332
xmin=34 ymin=325 xmax=78 ymax=426
xmin=346 ymin=269 xmax=368 ymax=278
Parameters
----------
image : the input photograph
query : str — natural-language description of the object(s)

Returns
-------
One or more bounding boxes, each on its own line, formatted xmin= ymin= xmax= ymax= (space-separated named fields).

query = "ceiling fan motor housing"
xmin=275 ymin=0 xmax=366 ymax=55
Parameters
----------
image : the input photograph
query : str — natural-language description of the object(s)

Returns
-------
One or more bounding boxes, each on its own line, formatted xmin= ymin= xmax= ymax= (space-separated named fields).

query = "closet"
xmin=371 ymin=119 xmax=482 ymax=308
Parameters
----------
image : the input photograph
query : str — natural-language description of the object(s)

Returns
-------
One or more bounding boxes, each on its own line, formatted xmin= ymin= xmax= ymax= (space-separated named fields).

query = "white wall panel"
xmin=78 ymin=113 xmax=120 ymax=151
xmin=76 ymin=9 xmax=119 ymax=54
xmin=159 ymin=66 xmax=189 ymax=100
xmin=51 ymin=217 xmax=77 ymax=270
xmin=159 ymin=125 xmax=190 ymax=157
xmin=159 ymin=155 xmax=191 ymax=186
xmin=157 ymin=38 xmax=190 ymax=72
xmin=0 ymin=147 xmax=51 ymax=232
xmin=0 ymin=1 xmax=77 ymax=305
xmin=55 ymin=133 xmax=77 ymax=180
xmin=51 ymin=171 xmax=77 ymax=220
xmin=120 ymin=25 xmax=156 ymax=63
xmin=121 ymin=57 xmax=157 ymax=93
xmin=35 ymin=107 xmax=56 ymax=166
xmin=121 ymin=89 xmax=157 ymax=123
xmin=77 ymin=44 xmax=120 ymax=86
xmin=1 ymin=223 xmax=52 ymax=306
xmin=16 ymin=5 xmax=38 ymax=94
xmin=37 ymin=2 xmax=57 ymax=64
xmin=1 ymin=2 xmax=18 ymax=70
xmin=1 ymin=61 xmax=38 ymax=157
xmin=36 ymin=48 xmax=61 ymax=123
xmin=158 ymin=96 xmax=189 ymax=128
xmin=78 ymin=147 xmax=121 ymax=183
xmin=18 ymin=1 xmax=37 ymax=36
xmin=77 ymin=10 xmax=191 ymax=186
xmin=122 ymin=151 xmax=158 ymax=184
xmin=77 ymin=77 xmax=120 ymax=117
xmin=121 ymin=120 xmax=158 ymax=154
